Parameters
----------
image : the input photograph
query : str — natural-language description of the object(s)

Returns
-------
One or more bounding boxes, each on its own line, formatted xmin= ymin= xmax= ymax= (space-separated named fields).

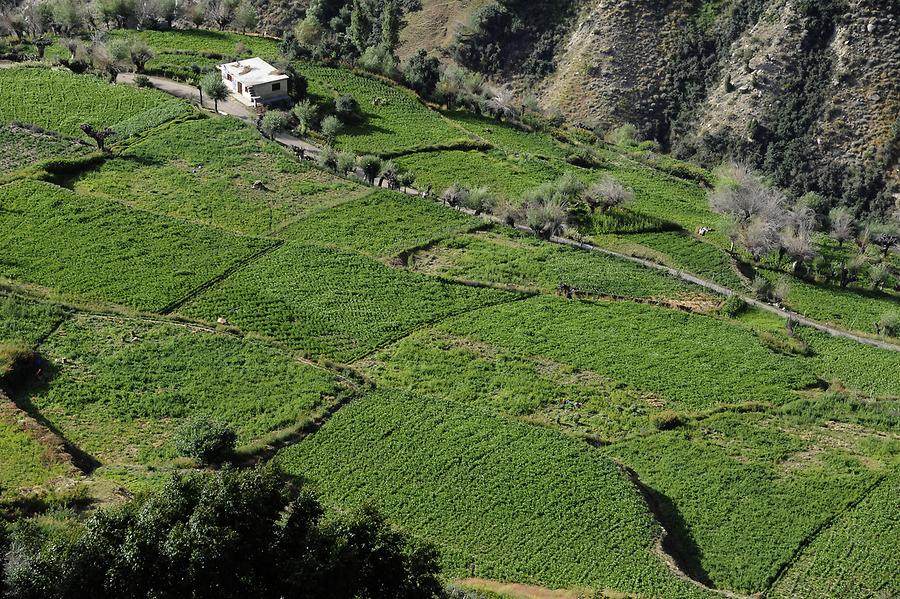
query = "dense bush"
xmin=719 ymin=295 xmax=748 ymax=318
xmin=173 ymin=415 xmax=237 ymax=464
xmin=0 ymin=466 xmax=443 ymax=599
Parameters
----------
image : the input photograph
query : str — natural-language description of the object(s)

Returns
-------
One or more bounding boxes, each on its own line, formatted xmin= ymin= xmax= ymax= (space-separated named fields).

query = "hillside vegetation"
xmin=0 ymin=23 xmax=896 ymax=599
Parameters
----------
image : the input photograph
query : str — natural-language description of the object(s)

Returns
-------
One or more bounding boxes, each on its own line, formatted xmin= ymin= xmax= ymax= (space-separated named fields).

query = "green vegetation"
xmin=112 ymin=29 xmax=280 ymax=58
xmin=0 ymin=66 xmax=190 ymax=140
xmin=760 ymin=269 xmax=900 ymax=336
xmin=27 ymin=315 xmax=347 ymax=464
xmin=606 ymin=412 xmax=886 ymax=593
xmin=280 ymin=190 xmax=483 ymax=257
xmin=73 ymin=117 xmax=364 ymax=235
xmin=0 ymin=180 xmax=272 ymax=311
xmin=410 ymin=229 xmax=707 ymax=300
xmin=0 ymin=295 xmax=64 ymax=351
xmin=0 ymin=124 xmax=92 ymax=176
xmin=445 ymin=111 xmax=571 ymax=160
xmin=363 ymin=328 xmax=665 ymax=442
xmin=0 ymin=420 xmax=70 ymax=496
xmin=278 ymin=391 xmax=708 ymax=598
xmin=180 ymin=243 xmax=513 ymax=362
xmin=303 ymin=65 xmax=471 ymax=154
xmin=397 ymin=150 xmax=563 ymax=198
xmin=770 ymin=475 xmax=899 ymax=599
xmin=2 ymin=466 xmax=442 ymax=599
xmin=434 ymin=296 xmax=818 ymax=409
xmin=594 ymin=232 xmax=746 ymax=290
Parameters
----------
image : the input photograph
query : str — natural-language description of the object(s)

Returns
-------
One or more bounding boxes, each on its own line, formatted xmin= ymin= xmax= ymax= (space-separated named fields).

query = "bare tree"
xmin=739 ymin=217 xmax=780 ymax=260
xmin=441 ymin=183 xmax=468 ymax=210
xmin=828 ymin=207 xmax=855 ymax=247
xmin=584 ymin=177 xmax=633 ymax=213
xmin=486 ymin=86 xmax=518 ymax=121
xmin=524 ymin=195 xmax=567 ymax=240
xmin=781 ymin=231 xmax=817 ymax=275
xmin=80 ymin=123 xmax=114 ymax=152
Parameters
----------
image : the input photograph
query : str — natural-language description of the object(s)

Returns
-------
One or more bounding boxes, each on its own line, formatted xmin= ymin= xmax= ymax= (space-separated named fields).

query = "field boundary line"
xmin=763 ymin=474 xmax=888 ymax=593
xmin=349 ymin=292 xmax=531 ymax=365
xmin=158 ymin=239 xmax=284 ymax=315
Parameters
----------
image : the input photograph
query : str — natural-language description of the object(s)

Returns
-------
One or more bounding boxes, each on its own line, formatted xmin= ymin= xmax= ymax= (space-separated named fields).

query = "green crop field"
xmin=770 ymin=475 xmax=899 ymax=599
xmin=0 ymin=179 xmax=273 ymax=311
xmin=179 ymin=242 xmax=513 ymax=362
xmin=1 ymin=26 xmax=897 ymax=599
xmin=0 ymin=66 xmax=192 ymax=140
xmin=605 ymin=411 xmax=885 ymax=594
xmin=594 ymin=231 xmax=747 ymax=290
xmin=25 ymin=314 xmax=349 ymax=465
xmin=74 ymin=117 xmax=365 ymax=235
xmin=0 ymin=295 xmax=64 ymax=350
xmin=759 ymin=268 xmax=900 ymax=337
xmin=0 ymin=418 xmax=70 ymax=497
xmin=427 ymin=296 xmax=818 ymax=410
xmin=396 ymin=149 xmax=564 ymax=198
xmin=363 ymin=328 xmax=670 ymax=441
xmin=302 ymin=65 xmax=471 ymax=154
xmin=278 ymin=190 xmax=483 ymax=257
xmin=278 ymin=390 xmax=711 ymax=598
xmin=445 ymin=111 xmax=572 ymax=160
xmin=410 ymin=228 xmax=708 ymax=300
xmin=0 ymin=124 xmax=93 ymax=176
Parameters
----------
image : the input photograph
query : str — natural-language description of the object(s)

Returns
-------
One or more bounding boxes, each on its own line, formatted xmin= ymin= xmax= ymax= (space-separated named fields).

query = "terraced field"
xmin=606 ymin=412 xmax=884 ymax=594
xmin=0 ymin=66 xmax=192 ymax=140
xmin=303 ymin=65 xmax=472 ymax=154
xmin=770 ymin=475 xmax=900 ymax=599
xmin=179 ymin=242 xmax=514 ymax=362
xmin=277 ymin=390 xmax=711 ymax=599
xmin=409 ymin=228 xmax=708 ymax=300
xmin=279 ymin=190 xmax=484 ymax=257
xmin=0 ymin=34 xmax=897 ymax=599
xmin=73 ymin=117 xmax=364 ymax=235
xmin=25 ymin=315 xmax=349 ymax=464
xmin=0 ymin=123 xmax=93 ymax=176
xmin=0 ymin=179 xmax=273 ymax=311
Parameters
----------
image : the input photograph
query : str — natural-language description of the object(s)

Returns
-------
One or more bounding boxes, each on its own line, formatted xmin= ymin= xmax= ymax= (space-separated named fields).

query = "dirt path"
xmin=453 ymin=578 xmax=599 ymax=599
xmin=117 ymin=72 xmax=254 ymax=118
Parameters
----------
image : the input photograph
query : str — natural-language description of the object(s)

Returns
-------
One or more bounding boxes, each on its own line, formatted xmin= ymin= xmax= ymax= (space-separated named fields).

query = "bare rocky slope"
xmin=256 ymin=0 xmax=898 ymax=214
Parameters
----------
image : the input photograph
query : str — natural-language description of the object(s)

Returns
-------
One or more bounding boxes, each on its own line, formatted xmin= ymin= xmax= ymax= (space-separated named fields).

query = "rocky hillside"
xmin=255 ymin=0 xmax=898 ymax=215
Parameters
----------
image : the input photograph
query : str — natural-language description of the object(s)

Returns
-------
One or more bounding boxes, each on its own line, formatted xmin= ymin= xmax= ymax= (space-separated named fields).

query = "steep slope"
xmin=419 ymin=0 xmax=900 ymax=214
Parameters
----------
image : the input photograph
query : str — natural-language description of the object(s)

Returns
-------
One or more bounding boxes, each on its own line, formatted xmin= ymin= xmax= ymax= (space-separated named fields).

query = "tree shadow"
xmin=623 ymin=466 xmax=715 ymax=587
xmin=3 ymin=355 xmax=101 ymax=475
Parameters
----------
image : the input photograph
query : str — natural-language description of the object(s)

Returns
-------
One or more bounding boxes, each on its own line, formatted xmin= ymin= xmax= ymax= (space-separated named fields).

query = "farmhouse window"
xmin=226 ymin=73 xmax=232 ymax=81
xmin=271 ymin=82 xmax=281 ymax=91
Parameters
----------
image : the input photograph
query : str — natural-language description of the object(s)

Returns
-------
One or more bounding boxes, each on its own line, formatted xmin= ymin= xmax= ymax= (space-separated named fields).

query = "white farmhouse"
xmin=218 ymin=58 xmax=290 ymax=107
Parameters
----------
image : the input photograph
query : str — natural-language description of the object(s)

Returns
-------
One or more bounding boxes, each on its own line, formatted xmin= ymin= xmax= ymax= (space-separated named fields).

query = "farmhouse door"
xmin=237 ymin=82 xmax=243 ymax=94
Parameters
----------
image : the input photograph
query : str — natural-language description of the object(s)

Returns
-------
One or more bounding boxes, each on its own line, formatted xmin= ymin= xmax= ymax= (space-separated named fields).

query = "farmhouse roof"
xmin=220 ymin=58 xmax=288 ymax=86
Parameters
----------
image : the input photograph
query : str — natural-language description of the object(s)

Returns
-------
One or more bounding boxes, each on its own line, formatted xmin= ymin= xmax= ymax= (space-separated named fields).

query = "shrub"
xmin=605 ymin=124 xmax=637 ymax=146
xmin=752 ymin=276 xmax=773 ymax=301
xmin=336 ymin=150 xmax=357 ymax=175
xmin=173 ymin=415 xmax=237 ymax=465
xmin=292 ymin=99 xmax=319 ymax=135
xmin=357 ymin=154 xmax=382 ymax=185
xmin=719 ymin=295 xmax=748 ymax=318
xmin=260 ymin=110 xmax=292 ymax=140
xmin=334 ymin=94 xmax=362 ymax=123
xmin=651 ymin=410 xmax=684 ymax=430
xmin=317 ymin=145 xmax=338 ymax=172
xmin=321 ymin=115 xmax=342 ymax=145
xmin=875 ymin=312 xmax=899 ymax=337
xmin=133 ymin=74 xmax=152 ymax=88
